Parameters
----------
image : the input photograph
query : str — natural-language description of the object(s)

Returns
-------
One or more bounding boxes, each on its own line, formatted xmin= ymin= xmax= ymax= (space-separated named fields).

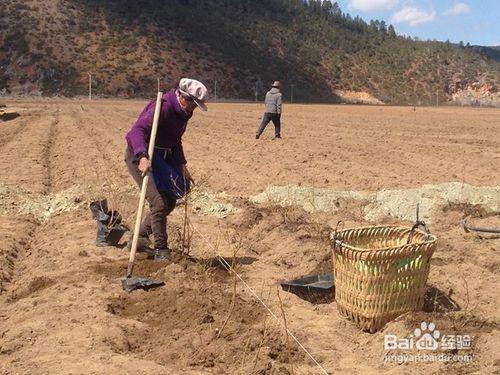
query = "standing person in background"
xmin=256 ymin=81 xmax=282 ymax=139
xmin=124 ymin=78 xmax=208 ymax=261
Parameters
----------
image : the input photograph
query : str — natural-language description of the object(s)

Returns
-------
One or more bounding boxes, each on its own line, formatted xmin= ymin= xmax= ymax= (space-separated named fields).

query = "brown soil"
xmin=0 ymin=99 xmax=499 ymax=374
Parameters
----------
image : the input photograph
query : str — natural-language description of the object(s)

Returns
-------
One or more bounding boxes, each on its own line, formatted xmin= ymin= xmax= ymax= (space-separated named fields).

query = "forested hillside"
xmin=1 ymin=0 xmax=499 ymax=105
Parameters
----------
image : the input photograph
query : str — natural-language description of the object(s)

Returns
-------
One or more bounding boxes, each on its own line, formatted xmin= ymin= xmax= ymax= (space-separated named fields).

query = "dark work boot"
xmin=154 ymin=248 xmax=170 ymax=262
xmin=274 ymin=134 xmax=282 ymax=139
xmin=255 ymin=133 xmax=260 ymax=139
xmin=126 ymin=233 xmax=152 ymax=253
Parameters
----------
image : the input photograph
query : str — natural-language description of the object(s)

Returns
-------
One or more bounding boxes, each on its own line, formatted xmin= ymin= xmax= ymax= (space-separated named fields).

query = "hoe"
xmin=122 ymin=91 xmax=165 ymax=292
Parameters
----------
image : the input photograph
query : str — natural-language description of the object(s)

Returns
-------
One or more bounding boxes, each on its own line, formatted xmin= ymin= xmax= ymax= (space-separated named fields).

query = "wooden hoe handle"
xmin=126 ymin=91 xmax=163 ymax=278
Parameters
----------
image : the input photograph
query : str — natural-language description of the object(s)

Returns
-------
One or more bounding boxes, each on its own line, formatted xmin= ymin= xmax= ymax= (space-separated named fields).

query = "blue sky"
xmin=336 ymin=0 xmax=499 ymax=46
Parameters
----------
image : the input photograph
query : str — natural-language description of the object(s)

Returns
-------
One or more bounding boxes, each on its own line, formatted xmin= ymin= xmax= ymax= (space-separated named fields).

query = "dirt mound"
xmin=0 ymin=183 xmax=84 ymax=222
xmin=189 ymin=189 xmax=239 ymax=218
xmin=19 ymin=187 xmax=84 ymax=222
xmin=7 ymin=276 xmax=56 ymax=302
xmin=252 ymin=182 xmax=500 ymax=224
xmin=227 ymin=204 xmax=332 ymax=274
xmin=98 ymin=255 xmax=304 ymax=373
xmin=229 ymin=204 xmax=264 ymax=230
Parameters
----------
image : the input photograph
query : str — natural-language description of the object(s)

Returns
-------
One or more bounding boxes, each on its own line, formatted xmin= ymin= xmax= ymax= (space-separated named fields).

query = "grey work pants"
xmin=124 ymin=147 xmax=176 ymax=249
xmin=257 ymin=112 xmax=281 ymax=137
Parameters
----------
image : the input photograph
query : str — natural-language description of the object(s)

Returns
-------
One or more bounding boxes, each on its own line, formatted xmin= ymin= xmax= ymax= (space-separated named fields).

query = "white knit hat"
xmin=179 ymin=78 xmax=208 ymax=111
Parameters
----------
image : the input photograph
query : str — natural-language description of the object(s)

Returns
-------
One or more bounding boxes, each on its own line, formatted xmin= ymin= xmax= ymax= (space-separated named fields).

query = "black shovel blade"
xmin=121 ymin=277 xmax=165 ymax=293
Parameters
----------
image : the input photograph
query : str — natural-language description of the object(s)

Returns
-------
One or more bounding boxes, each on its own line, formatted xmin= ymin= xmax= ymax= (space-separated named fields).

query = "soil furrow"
xmin=73 ymin=107 xmax=128 ymax=180
xmin=0 ymin=218 xmax=37 ymax=293
xmin=0 ymin=111 xmax=58 ymax=292
xmin=44 ymin=117 xmax=58 ymax=194
xmin=0 ymin=110 xmax=44 ymax=150
xmin=0 ymin=121 xmax=25 ymax=150
xmin=0 ymin=116 xmax=56 ymax=195
xmin=49 ymin=107 xmax=123 ymax=193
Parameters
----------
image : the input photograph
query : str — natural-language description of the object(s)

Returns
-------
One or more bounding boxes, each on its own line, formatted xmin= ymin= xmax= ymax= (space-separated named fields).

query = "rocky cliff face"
xmin=449 ymin=80 xmax=500 ymax=107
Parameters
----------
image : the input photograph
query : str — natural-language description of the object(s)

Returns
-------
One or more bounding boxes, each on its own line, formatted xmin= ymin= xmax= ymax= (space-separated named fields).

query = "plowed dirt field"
xmin=0 ymin=99 xmax=499 ymax=374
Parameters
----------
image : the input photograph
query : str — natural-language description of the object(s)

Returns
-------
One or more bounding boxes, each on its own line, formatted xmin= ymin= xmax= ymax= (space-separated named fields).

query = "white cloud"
xmin=443 ymin=3 xmax=470 ymax=16
xmin=348 ymin=0 xmax=398 ymax=12
xmin=392 ymin=7 xmax=436 ymax=26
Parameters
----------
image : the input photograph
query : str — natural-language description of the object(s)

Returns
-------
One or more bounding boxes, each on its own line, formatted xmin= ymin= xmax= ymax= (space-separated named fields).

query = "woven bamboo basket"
xmin=331 ymin=225 xmax=436 ymax=332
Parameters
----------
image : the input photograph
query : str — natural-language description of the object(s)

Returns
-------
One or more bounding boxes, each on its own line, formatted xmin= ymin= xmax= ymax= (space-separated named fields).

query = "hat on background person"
xmin=272 ymin=81 xmax=281 ymax=88
xmin=178 ymin=78 xmax=208 ymax=111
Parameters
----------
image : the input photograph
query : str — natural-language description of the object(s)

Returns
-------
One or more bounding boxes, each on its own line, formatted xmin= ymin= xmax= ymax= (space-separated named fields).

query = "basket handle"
xmin=407 ymin=204 xmax=432 ymax=244
xmin=330 ymin=220 xmax=344 ymax=251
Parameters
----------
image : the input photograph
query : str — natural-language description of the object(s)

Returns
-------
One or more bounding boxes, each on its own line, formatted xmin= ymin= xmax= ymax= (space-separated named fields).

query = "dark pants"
xmin=125 ymin=147 xmax=176 ymax=249
xmin=257 ymin=112 xmax=281 ymax=137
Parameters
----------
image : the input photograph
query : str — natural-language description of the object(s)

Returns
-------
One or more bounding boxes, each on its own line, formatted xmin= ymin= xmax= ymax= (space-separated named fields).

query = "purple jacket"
xmin=126 ymin=89 xmax=191 ymax=165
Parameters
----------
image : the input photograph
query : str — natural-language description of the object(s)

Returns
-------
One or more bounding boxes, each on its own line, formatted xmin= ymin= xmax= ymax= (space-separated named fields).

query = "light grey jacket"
xmin=264 ymin=87 xmax=282 ymax=114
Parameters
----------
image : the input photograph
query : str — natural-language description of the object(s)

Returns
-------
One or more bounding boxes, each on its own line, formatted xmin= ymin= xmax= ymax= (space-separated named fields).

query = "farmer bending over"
xmin=125 ymin=78 xmax=208 ymax=261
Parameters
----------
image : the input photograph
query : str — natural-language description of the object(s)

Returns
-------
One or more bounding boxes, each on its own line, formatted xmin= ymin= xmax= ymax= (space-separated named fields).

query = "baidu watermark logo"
xmin=384 ymin=322 xmax=474 ymax=363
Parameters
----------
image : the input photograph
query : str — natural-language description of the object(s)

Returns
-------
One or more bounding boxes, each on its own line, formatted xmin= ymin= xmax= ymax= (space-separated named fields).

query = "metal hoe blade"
xmin=121 ymin=277 xmax=165 ymax=293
